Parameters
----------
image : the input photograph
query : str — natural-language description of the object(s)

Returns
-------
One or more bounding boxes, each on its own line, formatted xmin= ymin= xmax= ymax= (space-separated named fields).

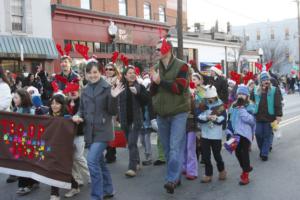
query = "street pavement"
xmin=1 ymin=94 xmax=300 ymax=200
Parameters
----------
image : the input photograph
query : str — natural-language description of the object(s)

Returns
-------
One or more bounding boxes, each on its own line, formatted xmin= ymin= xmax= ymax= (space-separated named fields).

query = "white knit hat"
xmin=210 ymin=64 xmax=223 ymax=76
xmin=205 ymin=85 xmax=218 ymax=98
xmin=27 ymin=86 xmax=40 ymax=96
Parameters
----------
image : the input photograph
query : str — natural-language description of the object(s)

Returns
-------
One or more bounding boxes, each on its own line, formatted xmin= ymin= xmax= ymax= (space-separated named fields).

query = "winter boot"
xmin=239 ymin=172 xmax=250 ymax=185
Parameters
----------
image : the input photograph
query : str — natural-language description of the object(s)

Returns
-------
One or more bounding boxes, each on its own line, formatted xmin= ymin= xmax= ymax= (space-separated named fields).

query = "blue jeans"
xmin=255 ymin=122 xmax=273 ymax=157
xmin=157 ymin=112 xmax=188 ymax=183
xmin=87 ymin=142 xmax=114 ymax=200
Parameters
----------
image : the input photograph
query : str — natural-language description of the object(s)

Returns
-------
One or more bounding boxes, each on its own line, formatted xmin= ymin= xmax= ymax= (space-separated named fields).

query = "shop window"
xmin=119 ymin=0 xmax=127 ymax=16
xmin=159 ymin=6 xmax=166 ymax=23
xmin=107 ymin=43 xmax=113 ymax=53
xmin=131 ymin=45 xmax=137 ymax=54
xmin=11 ymin=0 xmax=24 ymax=32
xmin=119 ymin=44 xmax=126 ymax=53
xmin=87 ymin=42 xmax=94 ymax=53
xmin=126 ymin=44 xmax=131 ymax=54
xmin=94 ymin=42 xmax=100 ymax=52
xmin=144 ymin=2 xmax=151 ymax=20
xmin=71 ymin=41 xmax=79 ymax=52
xmin=100 ymin=42 xmax=106 ymax=53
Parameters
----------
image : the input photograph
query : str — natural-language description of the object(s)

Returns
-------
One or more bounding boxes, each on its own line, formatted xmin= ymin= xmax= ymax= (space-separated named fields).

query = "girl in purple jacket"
xmin=227 ymin=85 xmax=256 ymax=185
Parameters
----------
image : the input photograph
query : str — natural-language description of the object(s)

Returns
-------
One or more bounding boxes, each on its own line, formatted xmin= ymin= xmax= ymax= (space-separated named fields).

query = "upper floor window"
xmin=285 ymin=28 xmax=290 ymax=40
xmin=256 ymin=30 xmax=261 ymax=41
xmin=270 ymin=28 xmax=275 ymax=40
xmin=81 ymin=0 xmax=91 ymax=10
xmin=159 ymin=6 xmax=166 ymax=23
xmin=144 ymin=2 xmax=151 ymax=20
xmin=11 ymin=0 xmax=24 ymax=32
xmin=119 ymin=0 xmax=127 ymax=16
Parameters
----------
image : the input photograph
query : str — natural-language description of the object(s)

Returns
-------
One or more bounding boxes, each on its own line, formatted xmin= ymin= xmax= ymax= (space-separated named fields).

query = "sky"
xmin=187 ymin=0 xmax=298 ymax=30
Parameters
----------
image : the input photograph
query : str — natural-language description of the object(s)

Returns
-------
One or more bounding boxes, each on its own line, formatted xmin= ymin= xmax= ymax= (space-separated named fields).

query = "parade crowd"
xmin=0 ymin=38 xmax=284 ymax=200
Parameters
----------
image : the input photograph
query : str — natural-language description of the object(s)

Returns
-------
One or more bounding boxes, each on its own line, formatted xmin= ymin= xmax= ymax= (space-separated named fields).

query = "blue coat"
xmin=227 ymin=104 xmax=256 ymax=142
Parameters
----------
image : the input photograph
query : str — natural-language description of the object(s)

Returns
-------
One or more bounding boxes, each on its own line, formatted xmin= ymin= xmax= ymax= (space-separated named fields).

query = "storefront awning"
xmin=0 ymin=36 xmax=58 ymax=60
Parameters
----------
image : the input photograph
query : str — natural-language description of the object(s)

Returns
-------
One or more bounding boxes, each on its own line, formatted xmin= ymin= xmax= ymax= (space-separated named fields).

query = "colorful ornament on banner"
xmin=0 ymin=119 xmax=51 ymax=161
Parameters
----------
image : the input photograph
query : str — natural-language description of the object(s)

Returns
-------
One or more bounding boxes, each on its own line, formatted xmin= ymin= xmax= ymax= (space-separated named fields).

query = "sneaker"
xmin=261 ymin=156 xmax=268 ymax=161
xmin=153 ymin=160 xmax=166 ymax=166
xmin=164 ymin=182 xmax=176 ymax=194
xmin=201 ymin=176 xmax=212 ymax=183
xmin=6 ymin=175 xmax=18 ymax=183
xmin=125 ymin=170 xmax=136 ymax=177
xmin=219 ymin=170 xmax=227 ymax=180
xmin=103 ymin=193 xmax=115 ymax=199
xmin=186 ymin=175 xmax=197 ymax=180
xmin=16 ymin=187 xmax=32 ymax=196
xmin=16 ymin=188 xmax=24 ymax=195
xmin=50 ymin=195 xmax=60 ymax=200
xmin=64 ymin=188 xmax=80 ymax=198
xmin=142 ymin=160 xmax=152 ymax=166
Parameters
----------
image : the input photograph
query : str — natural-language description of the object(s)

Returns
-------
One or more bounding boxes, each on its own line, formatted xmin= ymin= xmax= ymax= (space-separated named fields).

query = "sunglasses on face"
xmin=105 ymin=68 xmax=114 ymax=71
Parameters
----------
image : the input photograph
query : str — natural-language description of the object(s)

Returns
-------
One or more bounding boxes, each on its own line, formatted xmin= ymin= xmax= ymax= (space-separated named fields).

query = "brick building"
xmin=50 ymin=0 xmax=187 ymax=73
xmin=51 ymin=0 xmax=187 ymax=29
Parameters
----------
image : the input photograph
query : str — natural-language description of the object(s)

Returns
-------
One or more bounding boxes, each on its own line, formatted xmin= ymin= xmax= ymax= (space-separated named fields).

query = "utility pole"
xmin=296 ymin=0 xmax=300 ymax=65
xmin=177 ymin=0 xmax=184 ymax=60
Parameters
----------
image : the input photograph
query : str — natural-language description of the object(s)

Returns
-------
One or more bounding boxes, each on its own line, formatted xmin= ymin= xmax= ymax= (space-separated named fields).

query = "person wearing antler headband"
xmin=62 ymin=83 xmax=90 ymax=198
xmin=53 ymin=44 xmax=80 ymax=93
xmin=150 ymin=38 xmax=190 ymax=194
xmin=250 ymin=71 xmax=282 ymax=161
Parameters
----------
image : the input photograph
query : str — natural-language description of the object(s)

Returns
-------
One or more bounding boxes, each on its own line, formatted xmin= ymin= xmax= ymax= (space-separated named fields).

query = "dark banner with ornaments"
xmin=0 ymin=111 xmax=76 ymax=189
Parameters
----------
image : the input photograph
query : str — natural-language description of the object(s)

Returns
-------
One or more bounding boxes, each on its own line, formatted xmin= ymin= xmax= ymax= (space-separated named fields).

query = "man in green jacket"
xmin=252 ymin=71 xmax=282 ymax=161
xmin=150 ymin=38 xmax=190 ymax=194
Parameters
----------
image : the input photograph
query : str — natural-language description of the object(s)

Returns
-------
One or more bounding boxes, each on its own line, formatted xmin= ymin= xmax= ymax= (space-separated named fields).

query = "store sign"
xmin=116 ymin=28 xmax=133 ymax=44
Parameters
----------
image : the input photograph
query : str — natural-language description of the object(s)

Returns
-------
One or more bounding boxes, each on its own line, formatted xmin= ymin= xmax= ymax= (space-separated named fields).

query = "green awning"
xmin=0 ymin=36 xmax=58 ymax=59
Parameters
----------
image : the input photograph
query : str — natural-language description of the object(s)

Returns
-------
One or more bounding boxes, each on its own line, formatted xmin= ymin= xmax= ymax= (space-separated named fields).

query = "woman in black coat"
xmin=118 ymin=66 xmax=150 ymax=177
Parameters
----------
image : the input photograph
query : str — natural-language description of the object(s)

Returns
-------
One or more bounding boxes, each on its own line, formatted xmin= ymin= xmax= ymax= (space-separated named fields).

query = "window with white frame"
xmin=144 ymin=2 xmax=151 ymax=20
xmin=256 ymin=30 xmax=261 ymax=41
xmin=270 ymin=28 xmax=275 ymax=40
xmin=11 ymin=0 xmax=24 ymax=32
xmin=159 ymin=6 xmax=166 ymax=22
xmin=285 ymin=28 xmax=290 ymax=40
xmin=81 ymin=0 xmax=91 ymax=10
xmin=119 ymin=0 xmax=127 ymax=16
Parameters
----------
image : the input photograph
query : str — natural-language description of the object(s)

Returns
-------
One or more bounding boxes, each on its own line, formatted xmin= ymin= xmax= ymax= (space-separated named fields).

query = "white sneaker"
xmin=125 ymin=170 xmax=136 ymax=177
xmin=16 ymin=187 xmax=32 ymax=196
xmin=64 ymin=188 xmax=80 ymax=198
xmin=50 ymin=195 xmax=60 ymax=200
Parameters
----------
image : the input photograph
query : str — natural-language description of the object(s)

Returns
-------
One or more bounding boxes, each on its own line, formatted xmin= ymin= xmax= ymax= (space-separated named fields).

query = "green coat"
xmin=152 ymin=57 xmax=190 ymax=117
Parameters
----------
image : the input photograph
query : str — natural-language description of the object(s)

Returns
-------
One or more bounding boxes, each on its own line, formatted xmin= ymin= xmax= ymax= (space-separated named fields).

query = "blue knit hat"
xmin=32 ymin=95 xmax=43 ymax=108
xmin=260 ymin=71 xmax=270 ymax=82
xmin=237 ymin=84 xmax=249 ymax=96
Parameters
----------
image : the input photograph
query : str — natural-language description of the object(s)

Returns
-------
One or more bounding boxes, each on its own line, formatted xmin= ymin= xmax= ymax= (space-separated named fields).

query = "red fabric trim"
xmin=171 ymin=83 xmax=180 ymax=94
